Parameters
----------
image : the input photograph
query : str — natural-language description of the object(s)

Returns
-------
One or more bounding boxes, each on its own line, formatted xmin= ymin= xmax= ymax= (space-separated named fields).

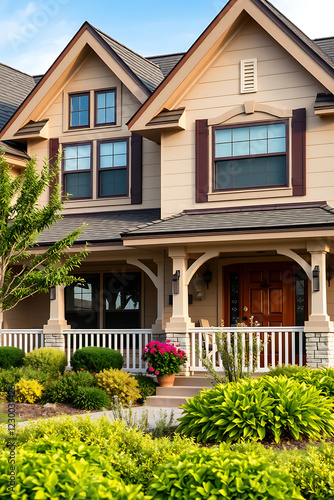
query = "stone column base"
xmin=165 ymin=332 xmax=191 ymax=376
xmin=306 ymin=332 xmax=334 ymax=368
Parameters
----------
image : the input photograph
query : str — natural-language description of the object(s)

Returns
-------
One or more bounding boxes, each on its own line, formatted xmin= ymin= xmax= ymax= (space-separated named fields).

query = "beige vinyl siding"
xmin=27 ymin=50 xmax=160 ymax=213
xmin=3 ymin=293 xmax=50 ymax=329
xmin=160 ymin=18 xmax=333 ymax=217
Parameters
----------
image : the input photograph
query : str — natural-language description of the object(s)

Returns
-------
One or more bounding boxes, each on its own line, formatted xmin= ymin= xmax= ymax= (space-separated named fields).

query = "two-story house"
xmin=1 ymin=0 xmax=334 ymax=372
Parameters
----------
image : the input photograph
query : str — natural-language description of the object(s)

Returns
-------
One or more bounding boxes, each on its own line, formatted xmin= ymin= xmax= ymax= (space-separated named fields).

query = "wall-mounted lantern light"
xmin=50 ymin=286 xmax=56 ymax=301
xmin=172 ymin=270 xmax=180 ymax=294
xmin=312 ymin=265 xmax=320 ymax=292
xmin=203 ymin=268 xmax=213 ymax=290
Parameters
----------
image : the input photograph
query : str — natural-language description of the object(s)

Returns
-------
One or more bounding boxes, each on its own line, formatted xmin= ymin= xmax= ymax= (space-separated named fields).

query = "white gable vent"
xmin=240 ymin=58 xmax=257 ymax=94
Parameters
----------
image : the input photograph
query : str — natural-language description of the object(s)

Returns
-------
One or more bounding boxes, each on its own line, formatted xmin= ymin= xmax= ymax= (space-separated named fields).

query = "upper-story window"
xmin=214 ymin=121 xmax=288 ymax=191
xmin=63 ymin=143 xmax=92 ymax=199
xmin=98 ymin=139 xmax=128 ymax=197
xmin=95 ymin=89 xmax=116 ymax=126
xmin=69 ymin=93 xmax=90 ymax=129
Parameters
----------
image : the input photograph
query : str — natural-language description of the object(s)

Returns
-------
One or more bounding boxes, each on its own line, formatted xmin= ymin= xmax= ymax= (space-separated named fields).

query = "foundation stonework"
xmin=306 ymin=332 xmax=334 ymax=368
xmin=43 ymin=333 xmax=66 ymax=351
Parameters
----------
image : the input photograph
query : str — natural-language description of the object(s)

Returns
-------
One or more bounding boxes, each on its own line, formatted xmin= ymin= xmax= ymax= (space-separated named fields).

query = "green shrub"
xmin=0 ymin=438 xmax=145 ymax=499
xmin=23 ymin=347 xmax=66 ymax=376
xmin=0 ymin=416 xmax=197 ymax=490
xmin=178 ymin=376 xmax=334 ymax=443
xmin=41 ymin=370 xmax=96 ymax=404
xmin=277 ymin=442 xmax=334 ymax=500
xmin=266 ymin=365 xmax=334 ymax=398
xmin=266 ymin=364 xmax=308 ymax=378
xmin=0 ymin=367 xmax=22 ymax=396
xmin=73 ymin=387 xmax=110 ymax=411
xmin=147 ymin=446 xmax=304 ymax=500
xmin=15 ymin=379 xmax=43 ymax=403
xmin=96 ymin=369 xmax=141 ymax=406
xmin=135 ymin=374 xmax=157 ymax=402
xmin=71 ymin=347 xmax=123 ymax=373
xmin=0 ymin=347 xmax=25 ymax=369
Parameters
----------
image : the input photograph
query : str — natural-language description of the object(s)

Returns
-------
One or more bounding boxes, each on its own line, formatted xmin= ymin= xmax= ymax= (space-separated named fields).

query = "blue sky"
xmin=1 ymin=0 xmax=333 ymax=76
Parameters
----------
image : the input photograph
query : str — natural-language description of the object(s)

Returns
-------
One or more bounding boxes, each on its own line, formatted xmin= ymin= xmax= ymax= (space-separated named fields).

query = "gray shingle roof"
xmin=38 ymin=209 xmax=161 ymax=245
xmin=0 ymin=63 xmax=35 ymax=131
xmin=147 ymin=53 xmax=185 ymax=77
xmin=121 ymin=203 xmax=334 ymax=238
xmin=15 ymin=119 xmax=48 ymax=137
xmin=0 ymin=141 xmax=30 ymax=159
xmin=314 ymin=37 xmax=334 ymax=63
xmin=90 ymin=25 xmax=164 ymax=93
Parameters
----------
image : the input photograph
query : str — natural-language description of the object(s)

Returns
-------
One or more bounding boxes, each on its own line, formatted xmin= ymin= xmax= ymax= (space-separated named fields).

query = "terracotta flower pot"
xmin=157 ymin=373 xmax=175 ymax=387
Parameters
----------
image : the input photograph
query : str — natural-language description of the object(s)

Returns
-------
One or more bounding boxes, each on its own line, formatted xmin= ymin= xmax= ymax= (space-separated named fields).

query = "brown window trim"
xmin=94 ymin=88 xmax=117 ymax=127
xmin=69 ymin=92 xmax=90 ymax=130
xmin=97 ymin=137 xmax=129 ymax=199
xmin=212 ymin=120 xmax=290 ymax=193
xmin=62 ymin=141 xmax=93 ymax=200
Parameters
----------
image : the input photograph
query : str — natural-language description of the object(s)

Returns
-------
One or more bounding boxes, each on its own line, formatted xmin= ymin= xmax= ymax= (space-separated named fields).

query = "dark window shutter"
xmin=49 ymin=138 xmax=59 ymax=199
xmin=195 ymin=119 xmax=209 ymax=203
xmin=131 ymin=132 xmax=143 ymax=205
xmin=292 ymin=108 xmax=306 ymax=196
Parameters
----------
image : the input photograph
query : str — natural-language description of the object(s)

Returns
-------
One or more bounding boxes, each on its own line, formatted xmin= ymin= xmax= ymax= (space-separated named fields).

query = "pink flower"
xmin=155 ymin=371 xmax=160 ymax=375
xmin=160 ymin=349 xmax=165 ymax=355
xmin=148 ymin=367 xmax=154 ymax=372
xmin=166 ymin=339 xmax=171 ymax=343
xmin=143 ymin=348 xmax=148 ymax=353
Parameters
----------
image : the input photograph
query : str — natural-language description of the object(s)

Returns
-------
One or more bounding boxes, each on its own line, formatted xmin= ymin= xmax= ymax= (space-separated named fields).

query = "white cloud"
xmin=269 ymin=0 xmax=333 ymax=39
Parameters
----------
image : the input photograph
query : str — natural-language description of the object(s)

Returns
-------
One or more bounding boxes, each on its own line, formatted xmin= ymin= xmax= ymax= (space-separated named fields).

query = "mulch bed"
xmin=0 ymin=403 xmax=90 ymax=421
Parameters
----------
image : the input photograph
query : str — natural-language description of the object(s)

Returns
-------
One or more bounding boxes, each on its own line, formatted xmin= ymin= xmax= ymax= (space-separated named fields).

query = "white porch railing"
xmin=0 ymin=329 xmax=44 ymax=353
xmin=189 ymin=327 xmax=305 ymax=373
xmin=64 ymin=329 xmax=152 ymax=373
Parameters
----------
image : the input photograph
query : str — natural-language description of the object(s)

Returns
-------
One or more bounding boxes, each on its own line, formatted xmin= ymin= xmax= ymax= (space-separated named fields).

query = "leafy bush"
xmin=0 ymin=416 xmax=197 ymax=490
xmin=0 ymin=438 xmax=145 ymax=500
xmin=277 ymin=442 xmax=334 ymax=500
xmin=135 ymin=374 xmax=157 ymax=402
xmin=96 ymin=369 xmax=141 ymax=406
xmin=41 ymin=370 xmax=96 ymax=404
xmin=147 ymin=446 xmax=303 ymax=500
xmin=0 ymin=347 xmax=25 ymax=369
xmin=178 ymin=376 xmax=334 ymax=443
xmin=266 ymin=366 xmax=334 ymax=398
xmin=71 ymin=347 xmax=123 ymax=373
xmin=267 ymin=364 xmax=308 ymax=378
xmin=24 ymin=347 xmax=66 ymax=376
xmin=15 ymin=379 xmax=43 ymax=403
xmin=0 ymin=368 xmax=23 ymax=396
xmin=73 ymin=387 xmax=110 ymax=411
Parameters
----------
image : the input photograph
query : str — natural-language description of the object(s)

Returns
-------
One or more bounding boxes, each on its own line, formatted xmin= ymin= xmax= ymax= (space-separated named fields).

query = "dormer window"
xmin=69 ymin=93 xmax=90 ymax=129
xmin=214 ymin=121 xmax=288 ymax=191
xmin=95 ymin=89 xmax=116 ymax=126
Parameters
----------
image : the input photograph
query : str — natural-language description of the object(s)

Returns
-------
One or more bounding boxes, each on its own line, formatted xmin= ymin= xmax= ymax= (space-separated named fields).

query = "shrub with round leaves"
xmin=71 ymin=347 xmax=123 ymax=373
xmin=178 ymin=376 xmax=334 ymax=443
xmin=147 ymin=447 xmax=304 ymax=500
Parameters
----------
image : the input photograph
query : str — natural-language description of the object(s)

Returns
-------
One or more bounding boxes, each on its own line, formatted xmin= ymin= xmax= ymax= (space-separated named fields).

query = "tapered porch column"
xmin=165 ymin=247 xmax=194 ymax=375
xmin=43 ymin=285 xmax=69 ymax=351
xmin=304 ymin=244 xmax=334 ymax=368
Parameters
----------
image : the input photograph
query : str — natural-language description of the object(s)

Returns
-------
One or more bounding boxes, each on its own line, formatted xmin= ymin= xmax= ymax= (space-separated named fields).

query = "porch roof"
xmin=121 ymin=202 xmax=334 ymax=239
xmin=37 ymin=209 xmax=161 ymax=245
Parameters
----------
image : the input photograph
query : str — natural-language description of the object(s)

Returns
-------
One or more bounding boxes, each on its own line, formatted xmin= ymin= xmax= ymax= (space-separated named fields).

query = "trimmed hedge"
xmin=73 ymin=387 xmax=110 ymax=411
xmin=0 ymin=347 xmax=25 ymax=369
xmin=71 ymin=347 xmax=123 ymax=373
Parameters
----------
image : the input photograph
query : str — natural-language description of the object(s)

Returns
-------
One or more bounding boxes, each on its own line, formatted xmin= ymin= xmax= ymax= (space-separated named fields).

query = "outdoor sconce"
xmin=172 ymin=270 xmax=180 ymax=294
xmin=50 ymin=286 xmax=56 ymax=301
xmin=313 ymin=266 xmax=320 ymax=292
xmin=203 ymin=268 xmax=213 ymax=290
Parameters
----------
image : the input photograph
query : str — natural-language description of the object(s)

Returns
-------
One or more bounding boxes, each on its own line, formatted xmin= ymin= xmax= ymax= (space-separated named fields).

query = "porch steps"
xmin=145 ymin=375 xmax=212 ymax=408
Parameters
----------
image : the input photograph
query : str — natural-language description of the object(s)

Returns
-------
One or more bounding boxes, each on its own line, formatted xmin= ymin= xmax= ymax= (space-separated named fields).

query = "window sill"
xmin=208 ymin=186 xmax=293 ymax=202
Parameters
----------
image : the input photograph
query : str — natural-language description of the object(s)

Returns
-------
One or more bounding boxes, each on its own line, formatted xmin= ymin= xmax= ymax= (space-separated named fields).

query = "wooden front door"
xmin=242 ymin=263 xmax=295 ymax=327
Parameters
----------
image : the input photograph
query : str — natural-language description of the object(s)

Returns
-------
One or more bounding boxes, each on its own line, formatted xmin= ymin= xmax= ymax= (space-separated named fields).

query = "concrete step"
xmin=156 ymin=386 xmax=205 ymax=397
xmin=145 ymin=395 xmax=189 ymax=408
xmin=174 ymin=376 xmax=212 ymax=388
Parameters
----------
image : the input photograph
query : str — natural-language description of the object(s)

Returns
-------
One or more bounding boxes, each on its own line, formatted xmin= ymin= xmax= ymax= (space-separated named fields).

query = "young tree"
xmin=0 ymin=152 xmax=88 ymax=327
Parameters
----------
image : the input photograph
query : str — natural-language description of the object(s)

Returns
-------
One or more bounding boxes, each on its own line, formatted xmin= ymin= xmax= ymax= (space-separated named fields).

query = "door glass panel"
xmin=104 ymin=272 xmax=141 ymax=328
xmin=229 ymin=272 xmax=239 ymax=327
xmin=65 ymin=274 xmax=100 ymax=329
